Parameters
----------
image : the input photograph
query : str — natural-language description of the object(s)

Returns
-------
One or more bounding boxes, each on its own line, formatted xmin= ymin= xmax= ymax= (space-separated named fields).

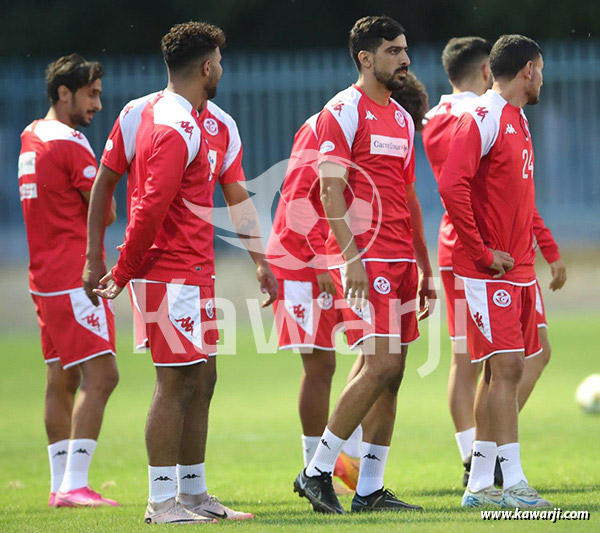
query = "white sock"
xmin=149 ymin=466 xmax=177 ymax=503
xmin=467 ymin=440 xmax=497 ymax=492
xmin=455 ymin=427 xmax=476 ymax=462
xmin=356 ymin=443 xmax=389 ymax=497
xmin=498 ymin=443 xmax=528 ymax=490
xmin=47 ymin=439 xmax=69 ymax=493
xmin=306 ymin=427 xmax=346 ymax=477
xmin=341 ymin=425 xmax=362 ymax=458
xmin=177 ymin=463 xmax=207 ymax=495
xmin=301 ymin=435 xmax=321 ymax=467
xmin=58 ymin=439 xmax=97 ymax=492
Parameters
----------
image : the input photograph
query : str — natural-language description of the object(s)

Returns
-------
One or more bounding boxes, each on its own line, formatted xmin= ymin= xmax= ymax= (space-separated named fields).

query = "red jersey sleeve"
xmin=439 ymin=113 xmax=494 ymax=268
xmin=219 ymin=120 xmax=245 ymax=184
xmin=64 ymin=141 xmax=98 ymax=192
xmin=101 ymin=118 xmax=128 ymax=175
xmin=316 ymin=104 xmax=358 ymax=169
xmin=533 ymin=206 xmax=560 ymax=263
xmin=112 ymin=129 xmax=188 ymax=286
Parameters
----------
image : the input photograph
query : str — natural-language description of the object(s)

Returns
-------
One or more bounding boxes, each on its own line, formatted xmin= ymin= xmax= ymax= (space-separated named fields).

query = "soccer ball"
xmin=575 ymin=374 xmax=600 ymax=414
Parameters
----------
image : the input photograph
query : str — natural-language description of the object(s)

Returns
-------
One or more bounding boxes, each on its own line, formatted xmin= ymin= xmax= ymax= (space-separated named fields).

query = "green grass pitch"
xmin=0 ymin=312 xmax=598 ymax=531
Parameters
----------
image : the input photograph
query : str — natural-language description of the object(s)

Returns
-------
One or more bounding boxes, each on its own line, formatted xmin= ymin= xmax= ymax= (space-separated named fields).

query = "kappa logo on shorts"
xmin=83 ymin=313 xmax=101 ymax=331
xmin=203 ymin=118 xmax=219 ymax=135
xmin=174 ymin=316 xmax=195 ymax=333
xmin=492 ymin=289 xmax=512 ymax=307
xmin=395 ymin=110 xmax=406 ymax=127
xmin=317 ymin=291 xmax=333 ymax=310
xmin=205 ymin=300 xmax=215 ymax=319
xmin=373 ymin=276 xmax=391 ymax=295
xmin=292 ymin=304 xmax=307 ymax=323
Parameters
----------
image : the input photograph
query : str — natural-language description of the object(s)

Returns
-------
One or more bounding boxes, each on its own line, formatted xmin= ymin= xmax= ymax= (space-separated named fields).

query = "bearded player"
xmin=266 ymin=115 xmax=365 ymax=494
xmin=439 ymin=34 xmax=553 ymax=509
xmin=88 ymin=22 xmax=276 ymax=523
xmin=293 ymin=16 xmax=436 ymax=514
xmin=18 ymin=54 xmax=119 ymax=508
xmin=423 ymin=37 xmax=566 ymax=487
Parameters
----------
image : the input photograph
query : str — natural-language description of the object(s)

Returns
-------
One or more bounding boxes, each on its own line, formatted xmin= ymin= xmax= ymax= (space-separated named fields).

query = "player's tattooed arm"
xmin=83 ymin=164 xmax=122 ymax=305
xmin=320 ymin=161 xmax=368 ymax=307
xmin=221 ymin=181 xmax=278 ymax=307
xmin=406 ymin=182 xmax=437 ymax=320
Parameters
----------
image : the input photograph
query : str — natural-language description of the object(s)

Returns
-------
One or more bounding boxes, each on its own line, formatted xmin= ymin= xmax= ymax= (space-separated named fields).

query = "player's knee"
xmin=387 ymin=367 xmax=405 ymax=394
xmin=493 ymin=353 xmax=524 ymax=384
xmin=539 ymin=343 xmax=551 ymax=367
xmin=48 ymin=368 xmax=81 ymax=396
xmin=366 ymin=357 xmax=404 ymax=387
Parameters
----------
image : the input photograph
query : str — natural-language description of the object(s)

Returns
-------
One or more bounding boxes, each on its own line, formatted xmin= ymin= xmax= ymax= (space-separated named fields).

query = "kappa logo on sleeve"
xmin=177 ymin=121 xmax=195 ymax=140
xmin=475 ymin=106 xmax=489 ymax=121
xmin=104 ymin=139 xmax=114 ymax=151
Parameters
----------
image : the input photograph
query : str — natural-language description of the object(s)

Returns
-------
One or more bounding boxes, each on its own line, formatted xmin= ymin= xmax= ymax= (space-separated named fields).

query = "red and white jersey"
xmin=266 ymin=114 xmax=329 ymax=281
xmin=316 ymin=84 xmax=416 ymax=265
xmin=111 ymin=90 xmax=216 ymax=287
xmin=19 ymin=119 xmax=99 ymax=293
xmin=422 ymin=92 xmax=478 ymax=267
xmin=102 ymin=93 xmax=245 ymax=218
xmin=439 ymin=89 xmax=537 ymax=283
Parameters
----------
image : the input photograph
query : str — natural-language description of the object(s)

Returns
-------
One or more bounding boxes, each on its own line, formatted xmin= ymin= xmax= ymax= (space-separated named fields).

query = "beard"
xmin=70 ymin=108 xmax=93 ymax=128
xmin=526 ymin=87 xmax=540 ymax=105
xmin=373 ymin=65 xmax=408 ymax=91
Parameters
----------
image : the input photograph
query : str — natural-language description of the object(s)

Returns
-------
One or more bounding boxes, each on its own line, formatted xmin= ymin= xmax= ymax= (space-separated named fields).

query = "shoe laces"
xmin=512 ymin=485 xmax=539 ymax=498
xmin=382 ymin=488 xmax=397 ymax=499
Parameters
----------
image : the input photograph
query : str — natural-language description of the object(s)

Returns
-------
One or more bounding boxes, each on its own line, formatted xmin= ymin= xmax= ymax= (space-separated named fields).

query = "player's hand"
xmin=93 ymin=271 xmax=124 ymax=300
xmin=549 ymin=258 xmax=567 ymax=291
xmin=488 ymin=249 xmax=515 ymax=279
xmin=316 ymin=271 xmax=336 ymax=295
xmin=257 ymin=261 xmax=278 ymax=308
xmin=417 ymin=271 xmax=437 ymax=321
xmin=344 ymin=260 xmax=369 ymax=308
xmin=116 ymin=242 xmax=125 ymax=252
xmin=82 ymin=257 xmax=107 ymax=307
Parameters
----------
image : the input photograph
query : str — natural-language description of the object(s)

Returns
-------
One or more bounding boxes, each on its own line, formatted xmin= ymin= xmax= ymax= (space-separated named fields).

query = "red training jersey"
xmin=101 ymin=93 xmax=245 ymax=218
xmin=316 ymin=84 xmax=416 ymax=266
xmin=111 ymin=90 xmax=216 ymax=287
xmin=102 ymin=92 xmax=245 ymax=287
xmin=422 ymin=92 xmax=478 ymax=267
xmin=424 ymin=92 xmax=560 ymax=270
xmin=266 ymin=114 xmax=329 ymax=280
xmin=19 ymin=119 xmax=100 ymax=293
xmin=439 ymin=89 xmax=539 ymax=283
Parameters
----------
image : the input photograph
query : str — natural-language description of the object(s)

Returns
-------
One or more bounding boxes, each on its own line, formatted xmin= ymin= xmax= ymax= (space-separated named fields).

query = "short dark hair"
xmin=391 ymin=72 xmax=429 ymax=131
xmin=161 ymin=21 xmax=226 ymax=72
xmin=441 ymin=37 xmax=492 ymax=85
xmin=349 ymin=16 xmax=405 ymax=70
xmin=45 ymin=54 xmax=103 ymax=105
xmin=489 ymin=34 xmax=543 ymax=81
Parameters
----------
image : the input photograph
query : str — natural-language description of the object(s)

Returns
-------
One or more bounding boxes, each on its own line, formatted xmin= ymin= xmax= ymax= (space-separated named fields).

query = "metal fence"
xmin=1 ymin=40 xmax=598 ymax=259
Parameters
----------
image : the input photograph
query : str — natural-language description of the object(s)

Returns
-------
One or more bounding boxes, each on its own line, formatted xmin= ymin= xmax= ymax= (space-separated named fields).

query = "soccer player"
xmin=439 ymin=34 xmax=552 ymax=509
xmin=265 ymin=115 xmax=363 ymax=493
xmin=293 ymin=16 xmax=436 ymax=514
xmin=90 ymin=22 xmax=276 ymax=524
xmin=18 ymin=54 xmax=119 ymax=508
xmin=422 ymin=37 xmax=567 ymax=487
